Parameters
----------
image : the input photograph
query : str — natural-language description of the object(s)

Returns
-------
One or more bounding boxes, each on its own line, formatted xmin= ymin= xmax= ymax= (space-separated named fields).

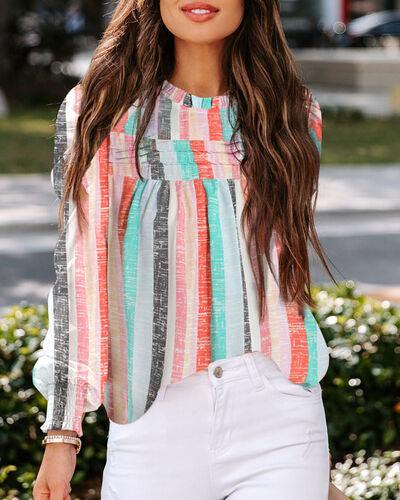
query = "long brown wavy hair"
xmin=58 ymin=0 xmax=337 ymax=320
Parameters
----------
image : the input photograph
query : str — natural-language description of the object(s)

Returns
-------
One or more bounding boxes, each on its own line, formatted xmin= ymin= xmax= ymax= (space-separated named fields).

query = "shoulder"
xmin=306 ymin=91 xmax=322 ymax=126
xmin=56 ymin=83 xmax=82 ymax=125
xmin=52 ymin=84 xmax=83 ymax=192
xmin=64 ymin=83 xmax=83 ymax=108
xmin=53 ymin=83 xmax=84 ymax=162
xmin=305 ymin=89 xmax=323 ymax=147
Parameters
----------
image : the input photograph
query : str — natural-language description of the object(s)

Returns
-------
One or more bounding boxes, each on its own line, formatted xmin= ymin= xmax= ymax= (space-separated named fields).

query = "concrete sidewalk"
xmin=317 ymin=164 xmax=400 ymax=214
xmin=0 ymin=173 xmax=58 ymax=233
xmin=309 ymin=86 xmax=396 ymax=118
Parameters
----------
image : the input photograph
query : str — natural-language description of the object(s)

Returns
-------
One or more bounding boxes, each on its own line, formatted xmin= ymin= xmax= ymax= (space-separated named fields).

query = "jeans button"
xmin=213 ymin=366 xmax=223 ymax=378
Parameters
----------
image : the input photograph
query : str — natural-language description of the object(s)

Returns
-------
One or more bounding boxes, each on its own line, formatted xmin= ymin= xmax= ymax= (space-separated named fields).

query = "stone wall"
xmin=295 ymin=48 xmax=400 ymax=92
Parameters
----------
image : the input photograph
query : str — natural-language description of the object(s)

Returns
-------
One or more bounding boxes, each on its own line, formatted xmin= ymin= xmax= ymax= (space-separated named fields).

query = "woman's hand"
xmin=33 ymin=431 xmax=77 ymax=500
xmin=328 ymin=451 xmax=350 ymax=500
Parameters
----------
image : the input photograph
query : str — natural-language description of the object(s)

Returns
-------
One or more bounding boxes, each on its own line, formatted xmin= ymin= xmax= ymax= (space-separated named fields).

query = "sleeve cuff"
xmin=39 ymin=393 xmax=85 ymax=437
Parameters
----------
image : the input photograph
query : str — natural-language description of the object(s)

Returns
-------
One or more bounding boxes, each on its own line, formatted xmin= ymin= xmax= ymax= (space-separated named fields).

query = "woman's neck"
xmin=170 ymin=38 xmax=228 ymax=97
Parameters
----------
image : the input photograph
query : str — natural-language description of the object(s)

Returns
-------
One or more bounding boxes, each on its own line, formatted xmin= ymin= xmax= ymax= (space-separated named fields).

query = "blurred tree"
xmin=0 ymin=2 xmax=15 ymax=97
xmin=83 ymin=0 xmax=103 ymax=38
xmin=1 ymin=0 xmax=104 ymax=105
xmin=385 ymin=0 xmax=397 ymax=9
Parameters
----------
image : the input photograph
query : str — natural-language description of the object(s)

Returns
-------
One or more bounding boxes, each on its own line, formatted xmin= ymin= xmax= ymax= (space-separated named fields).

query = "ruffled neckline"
xmin=160 ymin=79 xmax=231 ymax=109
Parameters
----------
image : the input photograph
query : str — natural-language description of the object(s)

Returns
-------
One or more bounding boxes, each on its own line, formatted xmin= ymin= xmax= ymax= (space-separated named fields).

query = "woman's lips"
xmin=180 ymin=2 xmax=220 ymax=22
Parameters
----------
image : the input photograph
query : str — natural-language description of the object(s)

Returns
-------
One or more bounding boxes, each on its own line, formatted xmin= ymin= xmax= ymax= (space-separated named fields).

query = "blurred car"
xmin=280 ymin=0 xmax=326 ymax=48
xmin=340 ymin=10 xmax=400 ymax=47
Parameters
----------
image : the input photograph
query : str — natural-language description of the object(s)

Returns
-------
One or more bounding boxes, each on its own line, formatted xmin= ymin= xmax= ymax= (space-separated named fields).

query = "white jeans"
xmin=101 ymin=351 xmax=330 ymax=499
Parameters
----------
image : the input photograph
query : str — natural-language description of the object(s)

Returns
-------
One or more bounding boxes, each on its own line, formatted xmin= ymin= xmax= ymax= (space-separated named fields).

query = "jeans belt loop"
xmin=243 ymin=353 xmax=265 ymax=391
xmin=156 ymin=382 xmax=168 ymax=401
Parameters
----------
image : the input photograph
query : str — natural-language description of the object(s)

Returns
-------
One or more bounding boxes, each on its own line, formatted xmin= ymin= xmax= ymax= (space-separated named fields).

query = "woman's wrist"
xmin=47 ymin=429 xmax=78 ymax=437
xmin=43 ymin=429 xmax=81 ymax=453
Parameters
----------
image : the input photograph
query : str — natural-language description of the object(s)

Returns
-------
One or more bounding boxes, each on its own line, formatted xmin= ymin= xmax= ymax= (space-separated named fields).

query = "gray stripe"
xmin=227 ymin=179 xmax=251 ymax=352
xmin=146 ymin=181 xmax=170 ymax=410
xmin=52 ymin=97 xmax=70 ymax=427
xmin=141 ymin=137 xmax=165 ymax=179
xmin=158 ymin=92 xmax=172 ymax=139
xmin=183 ymin=92 xmax=192 ymax=107
xmin=52 ymin=99 xmax=67 ymax=199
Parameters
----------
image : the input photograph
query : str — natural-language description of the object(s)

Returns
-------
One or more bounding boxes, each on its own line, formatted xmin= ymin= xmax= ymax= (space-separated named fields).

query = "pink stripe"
xmin=172 ymin=181 xmax=187 ymax=381
xmin=114 ymin=110 xmax=129 ymax=133
xmin=251 ymin=235 xmax=272 ymax=357
xmin=227 ymin=142 xmax=241 ymax=179
xmin=272 ymin=234 xmax=292 ymax=376
xmin=186 ymin=183 xmax=199 ymax=374
xmin=125 ymin=134 xmax=140 ymax=178
xmin=97 ymin=138 xmax=110 ymax=402
xmin=179 ymin=107 xmax=190 ymax=140
xmin=113 ymin=176 xmax=137 ymax=421
xmin=72 ymin=84 xmax=81 ymax=114
xmin=73 ymin=193 xmax=89 ymax=431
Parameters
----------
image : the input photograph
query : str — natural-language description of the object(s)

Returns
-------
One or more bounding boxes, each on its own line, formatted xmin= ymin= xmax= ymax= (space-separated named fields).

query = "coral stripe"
xmin=118 ymin=177 xmax=137 ymax=257
xmin=286 ymin=301 xmax=309 ymax=383
xmin=73 ymin=193 xmax=89 ymax=430
xmin=97 ymin=138 xmax=111 ymax=399
xmin=208 ymin=107 xmax=223 ymax=140
xmin=172 ymin=181 xmax=187 ymax=381
xmin=195 ymin=179 xmax=212 ymax=370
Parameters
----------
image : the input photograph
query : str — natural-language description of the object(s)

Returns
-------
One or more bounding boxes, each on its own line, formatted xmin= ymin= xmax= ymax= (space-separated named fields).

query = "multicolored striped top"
xmin=32 ymin=79 xmax=329 ymax=437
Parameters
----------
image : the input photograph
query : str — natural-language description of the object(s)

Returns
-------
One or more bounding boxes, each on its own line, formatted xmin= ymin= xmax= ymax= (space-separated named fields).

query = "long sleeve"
xmin=305 ymin=91 xmax=330 ymax=384
xmin=307 ymin=92 xmax=323 ymax=158
xmin=265 ymin=91 xmax=329 ymax=386
xmin=32 ymin=85 xmax=110 ymax=437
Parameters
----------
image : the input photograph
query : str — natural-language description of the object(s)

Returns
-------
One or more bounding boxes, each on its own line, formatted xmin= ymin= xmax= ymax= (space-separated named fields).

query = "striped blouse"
xmin=32 ymin=79 xmax=329 ymax=437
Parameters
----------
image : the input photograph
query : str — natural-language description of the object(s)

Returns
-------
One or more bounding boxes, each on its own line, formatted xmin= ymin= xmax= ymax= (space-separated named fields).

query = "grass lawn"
xmin=0 ymin=105 xmax=399 ymax=174
xmin=0 ymin=105 xmax=56 ymax=174
xmin=322 ymin=110 xmax=400 ymax=165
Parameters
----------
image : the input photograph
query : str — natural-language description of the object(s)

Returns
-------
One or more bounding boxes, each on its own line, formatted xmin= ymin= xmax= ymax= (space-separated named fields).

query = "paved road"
xmin=1 ymin=166 xmax=399 ymax=314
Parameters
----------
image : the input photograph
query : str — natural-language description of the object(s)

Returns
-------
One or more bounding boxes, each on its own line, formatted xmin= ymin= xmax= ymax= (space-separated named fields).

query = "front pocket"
xmin=107 ymin=398 xmax=165 ymax=451
xmin=262 ymin=370 xmax=322 ymax=400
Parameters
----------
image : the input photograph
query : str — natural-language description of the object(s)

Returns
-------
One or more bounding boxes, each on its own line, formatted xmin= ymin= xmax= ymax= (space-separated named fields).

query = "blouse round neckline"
xmin=160 ymin=79 xmax=231 ymax=109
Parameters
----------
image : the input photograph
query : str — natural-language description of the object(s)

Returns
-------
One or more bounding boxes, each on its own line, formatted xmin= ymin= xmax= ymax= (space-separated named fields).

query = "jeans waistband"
xmin=159 ymin=351 xmax=283 ymax=396
xmin=206 ymin=351 xmax=276 ymax=390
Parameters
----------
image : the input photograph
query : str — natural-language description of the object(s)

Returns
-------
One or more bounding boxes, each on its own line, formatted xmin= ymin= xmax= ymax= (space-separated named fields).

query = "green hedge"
xmin=316 ymin=282 xmax=400 ymax=460
xmin=0 ymin=304 xmax=108 ymax=499
xmin=331 ymin=450 xmax=400 ymax=500
xmin=0 ymin=282 xmax=399 ymax=498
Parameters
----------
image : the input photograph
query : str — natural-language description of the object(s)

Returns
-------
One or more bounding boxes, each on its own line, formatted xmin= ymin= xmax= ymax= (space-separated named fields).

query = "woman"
xmin=32 ymin=0 xmax=338 ymax=498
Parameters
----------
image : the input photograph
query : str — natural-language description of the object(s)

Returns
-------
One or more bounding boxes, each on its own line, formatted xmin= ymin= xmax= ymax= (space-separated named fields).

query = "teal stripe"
xmin=218 ymin=181 xmax=244 ymax=357
xmin=202 ymin=97 xmax=212 ymax=109
xmin=309 ymin=128 xmax=322 ymax=157
xmin=219 ymin=108 xmax=234 ymax=141
xmin=303 ymin=306 xmax=319 ymax=388
xmin=124 ymin=108 xmax=139 ymax=135
xmin=174 ymin=140 xmax=199 ymax=180
xmin=202 ymin=179 xmax=226 ymax=360
xmin=191 ymin=95 xmax=212 ymax=109
xmin=123 ymin=178 xmax=147 ymax=420
xmin=131 ymin=180 xmax=159 ymax=419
